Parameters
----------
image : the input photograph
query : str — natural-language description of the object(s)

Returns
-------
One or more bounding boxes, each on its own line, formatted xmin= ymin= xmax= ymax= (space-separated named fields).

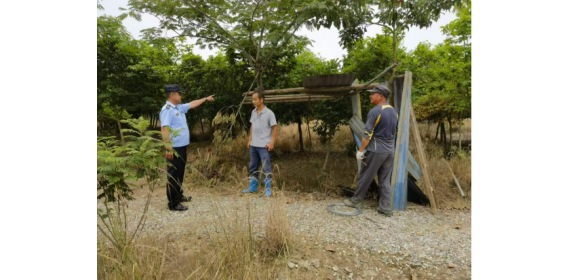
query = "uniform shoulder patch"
xmin=176 ymin=113 xmax=179 ymax=116
xmin=166 ymin=105 xmax=171 ymax=109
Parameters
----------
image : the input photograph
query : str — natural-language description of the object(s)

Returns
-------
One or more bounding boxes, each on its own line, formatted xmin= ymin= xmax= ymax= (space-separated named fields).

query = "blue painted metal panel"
xmin=407 ymin=152 xmax=422 ymax=180
xmin=390 ymin=71 xmax=412 ymax=211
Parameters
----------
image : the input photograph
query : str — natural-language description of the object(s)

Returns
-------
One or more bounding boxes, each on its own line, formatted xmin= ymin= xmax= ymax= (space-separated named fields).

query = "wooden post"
xmin=444 ymin=160 xmax=465 ymax=197
xmin=351 ymin=79 xmax=362 ymax=174
xmin=410 ymin=104 xmax=438 ymax=213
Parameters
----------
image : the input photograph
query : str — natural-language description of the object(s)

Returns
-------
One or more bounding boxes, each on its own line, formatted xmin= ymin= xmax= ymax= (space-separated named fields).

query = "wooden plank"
xmin=350 ymin=80 xmax=363 ymax=174
xmin=355 ymin=63 xmax=398 ymax=90
xmin=243 ymin=95 xmax=340 ymax=104
xmin=390 ymin=71 xmax=412 ymax=211
xmin=410 ymin=101 xmax=438 ymax=213
xmin=244 ymin=94 xmax=339 ymax=100
xmin=444 ymin=160 xmax=465 ymax=197
xmin=351 ymin=81 xmax=362 ymax=120
xmin=243 ymin=83 xmax=382 ymax=96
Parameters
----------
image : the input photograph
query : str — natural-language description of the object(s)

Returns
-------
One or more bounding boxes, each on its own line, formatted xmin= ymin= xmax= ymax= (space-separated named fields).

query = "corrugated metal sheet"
xmin=390 ymin=76 xmax=405 ymax=114
xmin=390 ymin=71 xmax=413 ymax=211
xmin=302 ymin=74 xmax=356 ymax=88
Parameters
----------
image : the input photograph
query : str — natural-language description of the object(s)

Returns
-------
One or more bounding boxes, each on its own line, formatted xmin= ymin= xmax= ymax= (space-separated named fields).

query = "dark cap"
xmin=165 ymin=84 xmax=185 ymax=95
xmin=367 ymin=85 xmax=390 ymax=99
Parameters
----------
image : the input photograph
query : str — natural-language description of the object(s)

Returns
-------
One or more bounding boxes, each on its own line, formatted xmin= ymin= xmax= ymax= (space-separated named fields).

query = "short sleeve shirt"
xmin=159 ymin=101 xmax=191 ymax=148
xmin=363 ymin=103 xmax=398 ymax=153
xmin=250 ymin=106 xmax=277 ymax=148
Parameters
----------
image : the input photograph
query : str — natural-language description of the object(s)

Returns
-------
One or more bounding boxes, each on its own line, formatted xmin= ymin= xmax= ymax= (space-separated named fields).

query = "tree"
xmin=176 ymin=50 xmax=255 ymax=138
xmin=401 ymin=2 xmax=471 ymax=153
xmin=340 ymin=0 xmax=461 ymax=105
xmin=343 ymin=34 xmax=407 ymax=115
xmin=98 ymin=15 xmax=183 ymax=141
xmin=124 ymin=0 xmax=365 ymax=94
xmin=270 ymin=50 xmax=342 ymax=150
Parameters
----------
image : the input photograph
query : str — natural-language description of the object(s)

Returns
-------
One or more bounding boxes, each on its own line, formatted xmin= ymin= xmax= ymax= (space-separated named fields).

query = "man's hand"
xmin=206 ymin=95 xmax=215 ymax=102
xmin=266 ymin=142 xmax=274 ymax=151
xmin=247 ymin=140 xmax=251 ymax=149
xmin=166 ymin=146 xmax=173 ymax=160
xmin=356 ymin=151 xmax=365 ymax=161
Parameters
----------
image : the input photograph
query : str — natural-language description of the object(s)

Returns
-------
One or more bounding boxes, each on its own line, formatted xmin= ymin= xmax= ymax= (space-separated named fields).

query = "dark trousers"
xmin=351 ymin=152 xmax=394 ymax=211
xmin=167 ymin=145 xmax=187 ymax=207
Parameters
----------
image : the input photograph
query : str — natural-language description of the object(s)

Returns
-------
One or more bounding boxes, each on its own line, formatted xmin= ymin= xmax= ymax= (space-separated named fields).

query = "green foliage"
xmin=97 ymin=16 xmax=182 ymax=123
xmin=340 ymin=0 xmax=461 ymax=48
xmin=441 ymin=1 xmax=471 ymax=45
xmin=125 ymin=0 xmax=365 ymax=92
xmin=97 ymin=117 xmax=169 ymax=203
xmin=96 ymin=0 xmax=470 ymax=154
xmin=343 ymin=35 xmax=405 ymax=81
xmin=402 ymin=3 xmax=471 ymax=123
xmin=271 ymin=49 xmax=340 ymax=126
xmin=270 ymin=50 xmax=346 ymax=143
xmin=97 ymin=136 xmax=134 ymax=203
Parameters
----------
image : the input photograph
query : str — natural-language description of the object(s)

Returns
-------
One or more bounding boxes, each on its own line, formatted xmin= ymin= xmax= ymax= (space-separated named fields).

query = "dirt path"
xmin=99 ymin=187 xmax=471 ymax=279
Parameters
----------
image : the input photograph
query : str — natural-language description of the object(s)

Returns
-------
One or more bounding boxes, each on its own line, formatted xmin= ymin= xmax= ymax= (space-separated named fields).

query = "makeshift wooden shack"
xmin=243 ymin=67 xmax=436 ymax=213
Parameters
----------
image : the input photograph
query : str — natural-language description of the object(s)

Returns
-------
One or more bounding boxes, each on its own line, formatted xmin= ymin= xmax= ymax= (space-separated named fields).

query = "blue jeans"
xmin=249 ymin=146 xmax=272 ymax=181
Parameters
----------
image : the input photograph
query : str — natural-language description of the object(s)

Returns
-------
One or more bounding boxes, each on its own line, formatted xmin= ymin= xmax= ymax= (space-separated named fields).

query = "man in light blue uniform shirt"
xmin=160 ymin=84 xmax=214 ymax=211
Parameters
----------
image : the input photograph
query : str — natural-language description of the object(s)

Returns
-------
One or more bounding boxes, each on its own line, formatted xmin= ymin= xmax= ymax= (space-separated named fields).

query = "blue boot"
xmin=242 ymin=177 xmax=258 ymax=193
xmin=264 ymin=178 xmax=272 ymax=197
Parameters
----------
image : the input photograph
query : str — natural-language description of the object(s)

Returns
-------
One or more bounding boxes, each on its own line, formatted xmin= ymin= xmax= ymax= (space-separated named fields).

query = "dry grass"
xmin=99 ymin=117 xmax=472 ymax=279
xmin=187 ymin=119 xmax=471 ymax=209
xmin=409 ymin=121 xmax=472 ymax=209
xmin=265 ymin=194 xmax=293 ymax=256
xmin=98 ymin=193 xmax=296 ymax=279
xmin=417 ymin=118 xmax=471 ymax=142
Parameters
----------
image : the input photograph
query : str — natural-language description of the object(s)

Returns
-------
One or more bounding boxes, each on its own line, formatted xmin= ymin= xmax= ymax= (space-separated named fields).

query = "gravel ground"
xmin=98 ymin=188 xmax=471 ymax=279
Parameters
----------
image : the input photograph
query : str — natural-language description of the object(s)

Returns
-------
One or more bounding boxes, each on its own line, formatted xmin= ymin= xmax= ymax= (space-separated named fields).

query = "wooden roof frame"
xmin=242 ymin=63 xmax=398 ymax=104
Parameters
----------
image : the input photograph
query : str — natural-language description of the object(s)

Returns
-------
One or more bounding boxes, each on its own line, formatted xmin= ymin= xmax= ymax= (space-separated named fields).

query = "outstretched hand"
xmin=207 ymin=95 xmax=215 ymax=102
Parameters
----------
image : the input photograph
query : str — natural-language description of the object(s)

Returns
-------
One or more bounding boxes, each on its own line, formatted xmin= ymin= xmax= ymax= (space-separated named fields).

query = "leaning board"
xmin=390 ymin=71 xmax=413 ymax=211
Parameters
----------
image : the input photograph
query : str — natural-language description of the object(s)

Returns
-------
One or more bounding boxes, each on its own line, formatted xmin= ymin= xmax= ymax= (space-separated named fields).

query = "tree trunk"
xmin=426 ymin=120 xmax=431 ymax=141
xmin=306 ymin=117 xmax=313 ymax=152
xmin=256 ymin=69 xmax=264 ymax=94
xmin=448 ymin=116 xmax=453 ymax=152
xmin=441 ymin=122 xmax=447 ymax=153
xmin=389 ymin=29 xmax=398 ymax=107
xmin=297 ymin=115 xmax=304 ymax=152
xmin=439 ymin=122 xmax=447 ymax=149
xmin=117 ymin=119 xmax=125 ymax=146
xmin=200 ymin=119 xmax=205 ymax=135
xmin=435 ymin=122 xmax=441 ymax=143
xmin=458 ymin=119 xmax=462 ymax=150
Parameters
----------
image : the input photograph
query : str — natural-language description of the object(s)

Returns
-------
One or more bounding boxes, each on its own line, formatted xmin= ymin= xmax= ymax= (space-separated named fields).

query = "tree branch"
xmin=249 ymin=0 xmax=261 ymax=50
xmin=183 ymin=0 xmax=256 ymax=66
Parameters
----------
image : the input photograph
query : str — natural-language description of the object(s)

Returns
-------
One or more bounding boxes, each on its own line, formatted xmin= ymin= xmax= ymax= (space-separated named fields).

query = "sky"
xmin=97 ymin=0 xmax=457 ymax=61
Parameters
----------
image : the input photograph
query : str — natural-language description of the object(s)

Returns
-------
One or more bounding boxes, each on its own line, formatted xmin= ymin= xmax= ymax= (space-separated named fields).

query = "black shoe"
xmin=377 ymin=208 xmax=393 ymax=217
xmin=169 ymin=203 xmax=188 ymax=211
xmin=181 ymin=196 xmax=192 ymax=202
